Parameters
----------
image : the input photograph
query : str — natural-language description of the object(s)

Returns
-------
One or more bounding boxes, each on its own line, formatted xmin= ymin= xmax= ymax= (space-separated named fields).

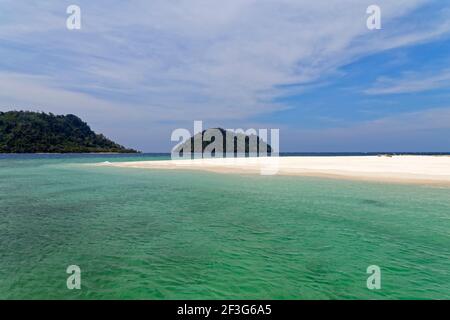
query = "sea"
xmin=0 ymin=153 xmax=449 ymax=299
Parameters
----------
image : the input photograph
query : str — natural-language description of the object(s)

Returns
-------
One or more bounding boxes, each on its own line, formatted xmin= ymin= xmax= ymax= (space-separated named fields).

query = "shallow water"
xmin=0 ymin=154 xmax=449 ymax=299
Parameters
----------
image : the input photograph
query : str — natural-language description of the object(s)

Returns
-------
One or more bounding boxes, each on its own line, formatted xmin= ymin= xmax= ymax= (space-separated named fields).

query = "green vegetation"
xmin=0 ymin=111 xmax=138 ymax=153
xmin=173 ymin=128 xmax=272 ymax=158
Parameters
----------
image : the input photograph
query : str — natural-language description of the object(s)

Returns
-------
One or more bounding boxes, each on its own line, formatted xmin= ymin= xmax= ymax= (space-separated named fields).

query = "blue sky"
xmin=1 ymin=0 xmax=450 ymax=152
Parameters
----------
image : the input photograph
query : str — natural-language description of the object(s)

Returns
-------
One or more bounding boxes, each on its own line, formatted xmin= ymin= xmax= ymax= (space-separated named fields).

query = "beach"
xmin=97 ymin=155 xmax=450 ymax=185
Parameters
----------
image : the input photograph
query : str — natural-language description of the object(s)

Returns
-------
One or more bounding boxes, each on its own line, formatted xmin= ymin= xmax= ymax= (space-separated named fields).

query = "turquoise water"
xmin=0 ymin=154 xmax=449 ymax=299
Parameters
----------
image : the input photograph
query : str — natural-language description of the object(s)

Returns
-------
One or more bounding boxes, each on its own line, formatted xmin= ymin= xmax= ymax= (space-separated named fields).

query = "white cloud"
xmin=2 ymin=1 xmax=448 ymax=117
xmin=365 ymin=69 xmax=450 ymax=95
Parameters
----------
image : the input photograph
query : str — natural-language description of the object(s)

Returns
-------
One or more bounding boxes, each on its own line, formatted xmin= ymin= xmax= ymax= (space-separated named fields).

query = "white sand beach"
xmin=97 ymin=156 xmax=450 ymax=185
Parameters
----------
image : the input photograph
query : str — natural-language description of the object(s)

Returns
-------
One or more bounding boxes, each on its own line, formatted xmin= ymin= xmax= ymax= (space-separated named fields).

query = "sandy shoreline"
xmin=95 ymin=156 xmax=450 ymax=185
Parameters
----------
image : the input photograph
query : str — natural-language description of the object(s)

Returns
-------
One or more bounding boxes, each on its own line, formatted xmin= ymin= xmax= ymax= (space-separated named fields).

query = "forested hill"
xmin=0 ymin=111 xmax=138 ymax=153
xmin=173 ymin=128 xmax=272 ymax=157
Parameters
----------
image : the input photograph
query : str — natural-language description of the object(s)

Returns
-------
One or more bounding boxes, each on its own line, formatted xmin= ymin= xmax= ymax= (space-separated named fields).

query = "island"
xmin=0 ymin=111 xmax=138 ymax=153
xmin=173 ymin=128 xmax=273 ymax=158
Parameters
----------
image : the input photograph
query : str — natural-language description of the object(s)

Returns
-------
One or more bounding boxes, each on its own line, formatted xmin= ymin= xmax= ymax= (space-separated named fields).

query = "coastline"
xmin=94 ymin=155 xmax=450 ymax=186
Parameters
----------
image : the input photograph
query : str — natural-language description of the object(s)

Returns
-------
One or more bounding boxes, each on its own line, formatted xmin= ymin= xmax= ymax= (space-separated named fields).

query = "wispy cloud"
xmin=2 ymin=1 xmax=449 ymax=117
xmin=365 ymin=69 xmax=450 ymax=95
xmin=283 ymin=107 xmax=450 ymax=152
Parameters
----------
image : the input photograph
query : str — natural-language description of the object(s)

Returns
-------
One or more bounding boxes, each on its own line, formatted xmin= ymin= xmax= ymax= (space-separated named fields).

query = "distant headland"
xmin=0 ymin=111 xmax=139 ymax=153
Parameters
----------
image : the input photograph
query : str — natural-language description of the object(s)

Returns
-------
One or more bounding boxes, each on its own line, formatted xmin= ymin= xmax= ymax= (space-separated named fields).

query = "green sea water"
xmin=0 ymin=154 xmax=449 ymax=299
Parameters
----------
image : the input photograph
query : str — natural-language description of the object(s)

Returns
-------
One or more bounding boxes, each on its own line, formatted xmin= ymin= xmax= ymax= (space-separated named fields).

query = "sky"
xmin=1 ymin=0 xmax=450 ymax=152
